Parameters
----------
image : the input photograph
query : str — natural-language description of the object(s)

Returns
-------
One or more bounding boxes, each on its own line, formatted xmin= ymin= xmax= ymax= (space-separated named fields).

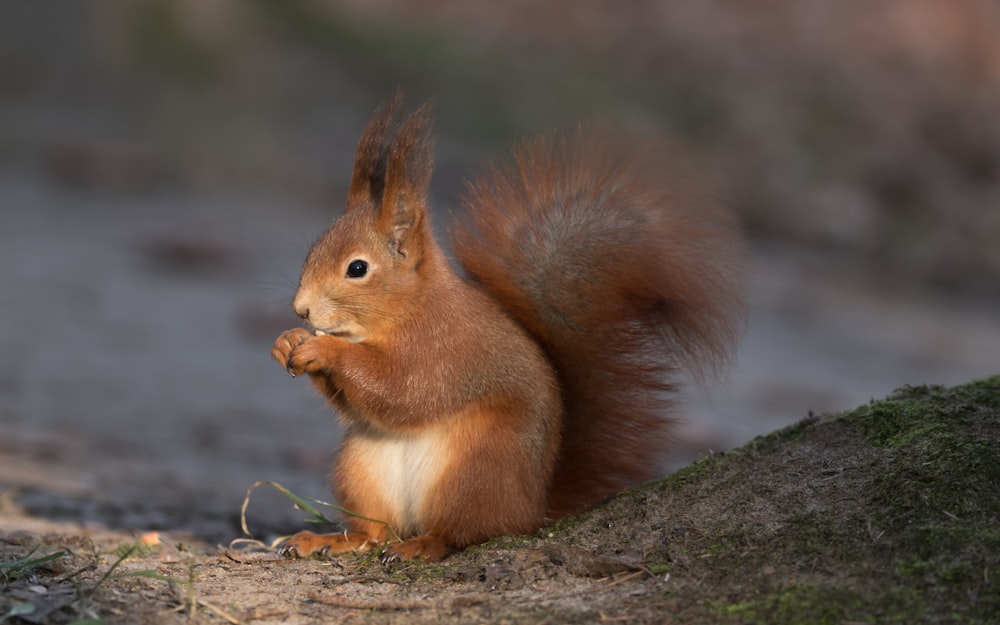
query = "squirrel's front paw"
xmin=271 ymin=328 xmax=325 ymax=377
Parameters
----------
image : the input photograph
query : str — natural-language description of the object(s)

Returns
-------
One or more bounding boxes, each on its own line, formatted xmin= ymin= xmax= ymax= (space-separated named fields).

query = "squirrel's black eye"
xmin=346 ymin=259 xmax=369 ymax=279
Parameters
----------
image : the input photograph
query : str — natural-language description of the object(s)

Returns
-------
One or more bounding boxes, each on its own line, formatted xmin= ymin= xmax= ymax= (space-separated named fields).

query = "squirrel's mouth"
xmin=312 ymin=327 xmax=364 ymax=343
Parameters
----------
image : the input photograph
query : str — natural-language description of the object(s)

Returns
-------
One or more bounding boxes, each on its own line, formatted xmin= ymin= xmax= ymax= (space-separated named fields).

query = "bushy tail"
xmin=451 ymin=131 xmax=746 ymax=517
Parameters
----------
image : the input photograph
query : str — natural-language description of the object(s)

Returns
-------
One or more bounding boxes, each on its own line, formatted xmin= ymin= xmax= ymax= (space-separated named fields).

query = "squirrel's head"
xmin=293 ymin=95 xmax=437 ymax=343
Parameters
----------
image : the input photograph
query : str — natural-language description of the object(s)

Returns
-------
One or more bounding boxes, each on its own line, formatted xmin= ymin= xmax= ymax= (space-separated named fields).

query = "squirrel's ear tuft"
xmin=380 ymin=102 xmax=435 ymax=258
xmin=347 ymin=91 xmax=404 ymax=210
xmin=385 ymin=103 xmax=434 ymax=199
xmin=345 ymin=92 xmax=434 ymax=258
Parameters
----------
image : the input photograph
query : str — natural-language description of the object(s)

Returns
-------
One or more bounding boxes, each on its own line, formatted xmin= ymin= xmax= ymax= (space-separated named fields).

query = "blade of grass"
xmin=240 ymin=481 xmax=336 ymax=537
xmin=0 ymin=549 xmax=67 ymax=581
xmin=87 ymin=544 xmax=186 ymax=596
xmin=89 ymin=545 xmax=138 ymax=594
xmin=240 ymin=480 xmax=401 ymax=543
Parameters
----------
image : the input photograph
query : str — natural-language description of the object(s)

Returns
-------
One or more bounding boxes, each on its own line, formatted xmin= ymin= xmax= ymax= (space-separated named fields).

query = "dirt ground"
xmin=3 ymin=379 xmax=998 ymax=624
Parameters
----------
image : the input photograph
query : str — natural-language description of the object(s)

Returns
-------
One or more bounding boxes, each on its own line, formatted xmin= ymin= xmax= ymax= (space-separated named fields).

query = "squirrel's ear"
xmin=347 ymin=92 xmax=402 ymax=210
xmin=380 ymin=103 xmax=434 ymax=258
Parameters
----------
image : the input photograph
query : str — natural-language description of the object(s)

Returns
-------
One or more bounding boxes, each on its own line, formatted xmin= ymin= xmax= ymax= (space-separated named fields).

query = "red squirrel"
xmin=271 ymin=95 xmax=745 ymax=561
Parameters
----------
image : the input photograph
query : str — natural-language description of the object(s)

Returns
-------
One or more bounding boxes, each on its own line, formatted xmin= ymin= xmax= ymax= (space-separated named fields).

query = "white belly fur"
xmin=354 ymin=429 xmax=447 ymax=535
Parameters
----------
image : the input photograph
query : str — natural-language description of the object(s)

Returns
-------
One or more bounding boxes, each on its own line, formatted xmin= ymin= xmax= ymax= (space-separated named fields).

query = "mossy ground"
xmin=3 ymin=377 xmax=997 ymax=623
xmin=553 ymin=376 xmax=1000 ymax=624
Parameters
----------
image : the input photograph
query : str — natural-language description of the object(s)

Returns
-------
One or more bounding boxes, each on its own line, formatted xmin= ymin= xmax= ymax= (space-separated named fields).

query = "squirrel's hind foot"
xmin=380 ymin=535 xmax=455 ymax=563
xmin=277 ymin=529 xmax=377 ymax=558
xmin=278 ymin=530 xmax=454 ymax=562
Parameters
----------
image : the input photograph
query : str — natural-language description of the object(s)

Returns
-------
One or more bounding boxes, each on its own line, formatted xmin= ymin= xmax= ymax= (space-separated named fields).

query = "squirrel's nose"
xmin=292 ymin=294 xmax=310 ymax=321
xmin=293 ymin=291 xmax=317 ymax=322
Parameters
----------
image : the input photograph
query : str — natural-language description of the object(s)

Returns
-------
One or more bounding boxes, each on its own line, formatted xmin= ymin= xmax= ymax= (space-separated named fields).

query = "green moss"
xmin=846 ymin=377 xmax=1000 ymax=449
xmin=645 ymin=562 xmax=671 ymax=575
xmin=718 ymin=584 xmax=863 ymax=625
xmin=467 ymin=531 xmax=542 ymax=555
xmin=665 ymin=451 xmax=728 ymax=487
xmin=852 ymin=381 xmax=1000 ymax=517
xmin=845 ymin=377 xmax=1000 ymax=623
xmin=841 ymin=380 xmax=1000 ymax=547
xmin=869 ymin=583 xmax=929 ymax=623
xmin=647 ymin=377 xmax=1000 ymax=624
xmin=391 ymin=560 xmax=449 ymax=583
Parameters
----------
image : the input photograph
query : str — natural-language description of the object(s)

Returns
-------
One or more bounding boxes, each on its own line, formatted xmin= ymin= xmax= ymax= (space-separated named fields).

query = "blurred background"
xmin=1 ymin=0 xmax=998 ymax=541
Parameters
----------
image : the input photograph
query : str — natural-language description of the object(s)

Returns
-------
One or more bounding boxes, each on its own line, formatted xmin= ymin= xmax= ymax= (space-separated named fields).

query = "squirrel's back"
xmin=452 ymin=131 xmax=745 ymax=517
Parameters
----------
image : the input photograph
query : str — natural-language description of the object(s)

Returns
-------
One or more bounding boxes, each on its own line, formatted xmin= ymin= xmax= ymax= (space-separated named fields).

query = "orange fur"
xmin=271 ymin=94 xmax=745 ymax=560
